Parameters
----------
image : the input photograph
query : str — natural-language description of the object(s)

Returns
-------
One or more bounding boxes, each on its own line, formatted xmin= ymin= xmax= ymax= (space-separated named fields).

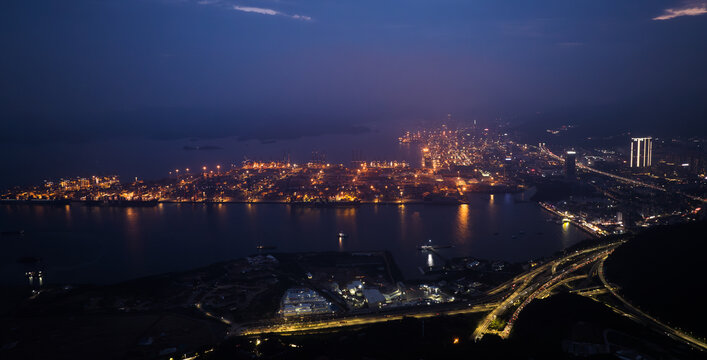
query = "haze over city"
xmin=1 ymin=1 xmax=707 ymax=359
xmin=2 ymin=1 xmax=707 ymax=186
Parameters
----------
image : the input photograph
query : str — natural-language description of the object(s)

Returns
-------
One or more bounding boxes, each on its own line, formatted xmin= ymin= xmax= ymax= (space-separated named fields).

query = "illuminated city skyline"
xmin=2 ymin=1 xmax=707 ymax=359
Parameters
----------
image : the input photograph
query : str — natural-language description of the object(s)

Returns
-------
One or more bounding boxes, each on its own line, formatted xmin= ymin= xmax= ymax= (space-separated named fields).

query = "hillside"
xmin=605 ymin=221 xmax=707 ymax=337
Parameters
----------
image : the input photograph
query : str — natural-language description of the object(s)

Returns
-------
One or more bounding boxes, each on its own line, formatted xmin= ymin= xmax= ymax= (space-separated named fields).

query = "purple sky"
xmin=1 ymin=0 xmax=706 ymax=184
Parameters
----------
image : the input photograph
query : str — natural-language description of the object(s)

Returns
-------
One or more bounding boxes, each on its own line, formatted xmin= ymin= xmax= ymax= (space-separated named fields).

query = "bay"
xmin=0 ymin=194 xmax=589 ymax=285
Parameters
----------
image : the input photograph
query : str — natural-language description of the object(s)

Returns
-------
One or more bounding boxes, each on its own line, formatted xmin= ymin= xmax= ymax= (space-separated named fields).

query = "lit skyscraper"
xmin=421 ymin=147 xmax=433 ymax=169
xmin=630 ymin=137 xmax=652 ymax=168
xmin=565 ymin=150 xmax=576 ymax=179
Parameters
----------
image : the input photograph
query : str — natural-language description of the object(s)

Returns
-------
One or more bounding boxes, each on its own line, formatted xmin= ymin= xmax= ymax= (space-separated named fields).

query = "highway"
xmin=595 ymin=257 xmax=707 ymax=351
xmin=195 ymin=302 xmax=232 ymax=326
xmin=234 ymin=302 xmax=497 ymax=336
xmin=541 ymin=147 xmax=706 ymax=203
xmin=472 ymin=243 xmax=620 ymax=341
xmin=232 ymin=243 xmax=621 ymax=338
xmin=231 ymin=239 xmax=706 ymax=354
xmin=537 ymin=275 xmax=587 ymax=299
xmin=472 ymin=239 xmax=707 ymax=352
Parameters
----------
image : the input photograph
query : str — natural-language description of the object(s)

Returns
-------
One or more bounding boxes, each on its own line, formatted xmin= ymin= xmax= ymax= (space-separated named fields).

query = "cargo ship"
xmin=83 ymin=199 xmax=159 ymax=207
xmin=0 ymin=199 xmax=71 ymax=206
xmin=288 ymin=198 xmax=361 ymax=208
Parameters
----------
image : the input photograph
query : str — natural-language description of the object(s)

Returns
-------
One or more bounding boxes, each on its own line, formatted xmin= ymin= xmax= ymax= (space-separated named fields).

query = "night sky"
xmin=1 ymin=1 xmax=707 ymax=184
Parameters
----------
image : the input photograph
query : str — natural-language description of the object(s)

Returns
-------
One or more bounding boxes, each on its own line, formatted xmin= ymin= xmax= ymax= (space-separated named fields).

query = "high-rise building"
xmin=565 ymin=150 xmax=577 ymax=179
xmin=630 ymin=137 xmax=652 ymax=168
xmin=421 ymin=147 xmax=433 ymax=169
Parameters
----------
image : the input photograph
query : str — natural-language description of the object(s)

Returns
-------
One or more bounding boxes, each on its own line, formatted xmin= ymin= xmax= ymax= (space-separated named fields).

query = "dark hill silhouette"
xmin=605 ymin=221 xmax=707 ymax=337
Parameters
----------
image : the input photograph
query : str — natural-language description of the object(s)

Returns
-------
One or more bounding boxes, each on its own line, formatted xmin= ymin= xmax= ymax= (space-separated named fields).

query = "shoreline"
xmin=0 ymin=199 xmax=490 ymax=207
xmin=537 ymin=202 xmax=601 ymax=238
xmin=0 ymin=189 xmax=531 ymax=207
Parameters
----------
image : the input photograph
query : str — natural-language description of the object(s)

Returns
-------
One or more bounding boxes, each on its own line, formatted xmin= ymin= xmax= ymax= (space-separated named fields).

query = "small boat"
xmin=338 ymin=232 xmax=348 ymax=238
xmin=1 ymin=230 xmax=25 ymax=236
xmin=417 ymin=239 xmax=452 ymax=251
xmin=256 ymin=245 xmax=276 ymax=250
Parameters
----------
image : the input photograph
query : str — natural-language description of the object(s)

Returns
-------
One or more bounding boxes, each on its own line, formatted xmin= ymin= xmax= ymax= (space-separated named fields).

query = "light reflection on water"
xmin=0 ymin=195 xmax=590 ymax=285
xmin=456 ymin=204 xmax=470 ymax=244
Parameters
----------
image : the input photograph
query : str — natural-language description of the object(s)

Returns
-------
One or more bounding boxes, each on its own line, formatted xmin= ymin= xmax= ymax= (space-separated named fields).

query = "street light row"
xmin=171 ymin=165 xmax=223 ymax=174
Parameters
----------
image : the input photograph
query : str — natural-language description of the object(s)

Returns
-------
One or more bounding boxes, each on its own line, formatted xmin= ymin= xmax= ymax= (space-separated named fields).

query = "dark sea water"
xmin=0 ymin=194 xmax=590 ymax=285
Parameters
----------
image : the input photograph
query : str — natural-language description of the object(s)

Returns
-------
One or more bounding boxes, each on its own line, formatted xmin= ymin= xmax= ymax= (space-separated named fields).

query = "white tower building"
xmin=630 ymin=137 xmax=652 ymax=168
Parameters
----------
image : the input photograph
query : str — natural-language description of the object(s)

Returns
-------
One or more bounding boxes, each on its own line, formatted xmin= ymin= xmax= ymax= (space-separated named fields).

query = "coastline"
xmin=0 ymin=188 xmax=530 ymax=207
xmin=537 ymin=202 xmax=601 ymax=238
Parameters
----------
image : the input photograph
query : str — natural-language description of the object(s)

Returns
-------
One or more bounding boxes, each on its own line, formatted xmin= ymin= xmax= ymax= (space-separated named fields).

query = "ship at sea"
xmin=83 ymin=199 xmax=159 ymax=207
xmin=0 ymin=198 xmax=71 ymax=206
xmin=288 ymin=198 xmax=360 ymax=208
